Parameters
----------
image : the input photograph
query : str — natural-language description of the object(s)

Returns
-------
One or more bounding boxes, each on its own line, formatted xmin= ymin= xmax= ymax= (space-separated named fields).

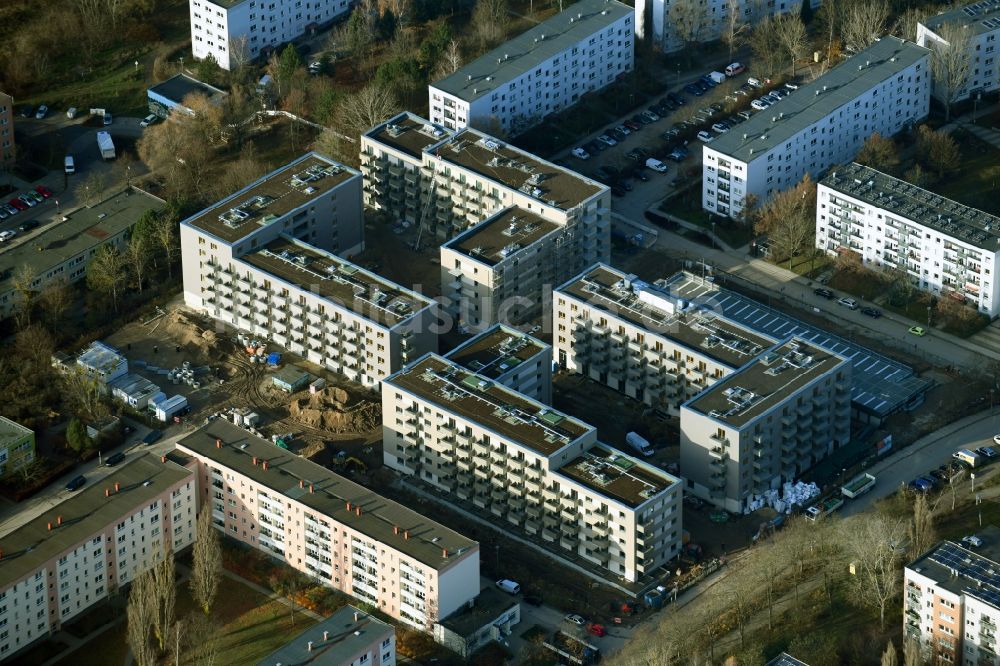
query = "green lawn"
xmin=936 ymin=130 xmax=1000 ymax=216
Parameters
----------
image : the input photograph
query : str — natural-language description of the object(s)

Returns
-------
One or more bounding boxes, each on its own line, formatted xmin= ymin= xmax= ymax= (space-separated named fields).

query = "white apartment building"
xmin=190 ymin=0 xmax=353 ymax=70
xmin=444 ymin=324 xmax=552 ymax=404
xmin=181 ymin=154 xmax=435 ymax=387
xmin=918 ymin=0 xmax=1000 ymax=104
xmin=382 ymin=353 xmax=682 ymax=583
xmin=553 ymin=264 xmax=776 ymax=415
xmin=703 ymin=37 xmax=930 ymax=220
xmin=0 ymin=454 xmax=195 ymax=660
xmin=428 ymin=0 xmax=634 ymax=134
xmin=177 ymin=421 xmax=480 ymax=630
xmin=257 ymin=605 xmax=396 ymax=666
xmin=637 ymin=0 xmax=817 ymax=54
xmin=680 ymin=338 xmax=851 ymax=513
xmin=904 ymin=526 xmax=1000 ymax=665
xmin=816 ymin=162 xmax=1000 ymax=316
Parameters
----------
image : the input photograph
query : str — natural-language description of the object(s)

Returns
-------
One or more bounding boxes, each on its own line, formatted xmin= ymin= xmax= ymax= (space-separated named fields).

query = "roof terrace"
xmin=443 ymin=207 xmax=561 ymax=266
xmin=365 ymin=112 xmax=452 ymax=160
xmin=444 ymin=324 xmax=549 ymax=380
xmin=555 ymin=444 xmax=678 ymax=508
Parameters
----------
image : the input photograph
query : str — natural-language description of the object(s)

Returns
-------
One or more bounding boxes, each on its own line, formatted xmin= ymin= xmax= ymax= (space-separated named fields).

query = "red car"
xmin=35 ymin=185 xmax=52 ymax=198
xmin=623 ymin=119 xmax=642 ymax=131
xmin=587 ymin=623 xmax=607 ymax=637
xmin=9 ymin=198 xmax=28 ymax=211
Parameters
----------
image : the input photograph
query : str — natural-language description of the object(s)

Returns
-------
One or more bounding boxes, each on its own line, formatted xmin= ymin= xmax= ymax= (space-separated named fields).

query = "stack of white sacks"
xmin=744 ymin=481 xmax=820 ymax=514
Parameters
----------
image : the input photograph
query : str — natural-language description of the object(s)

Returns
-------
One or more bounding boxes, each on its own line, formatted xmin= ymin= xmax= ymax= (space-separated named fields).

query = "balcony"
xmin=708 ymin=445 xmax=726 ymax=460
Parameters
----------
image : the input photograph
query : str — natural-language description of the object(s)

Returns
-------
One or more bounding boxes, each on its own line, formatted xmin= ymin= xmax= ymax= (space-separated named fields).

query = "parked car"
xmin=813 ymin=287 xmax=834 ymax=299
xmin=667 ymin=92 xmax=686 ymax=106
xmin=646 ymin=158 xmax=668 ymax=173
xmin=908 ymin=326 xmax=927 ymax=337
xmin=993 ymin=433 xmax=1000 ymax=445
xmin=624 ymin=118 xmax=642 ymax=131
xmin=963 ymin=535 xmax=984 ymax=548
xmin=3 ymin=204 xmax=17 ymax=216
xmin=747 ymin=77 xmax=764 ymax=88
xmin=66 ymin=475 xmax=86 ymax=492
xmin=26 ymin=191 xmax=43 ymax=204
xmin=0 ymin=230 xmax=16 ymax=242
xmin=618 ymin=178 xmax=634 ymax=192
xmin=610 ymin=127 xmax=627 ymax=142
xmin=647 ymin=105 xmax=662 ymax=117
xmin=668 ymin=147 xmax=689 ymax=161
xmin=105 ymin=452 xmax=126 ymax=466
xmin=696 ymin=130 xmax=713 ymax=142
xmin=725 ymin=62 xmax=746 ymax=77
xmin=978 ymin=446 xmax=998 ymax=459
xmin=103 ymin=113 xmax=113 ymax=125
xmin=18 ymin=220 xmax=39 ymax=232
xmin=0 ymin=208 xmax=7 ymax=220
xmin=785 ymin=82 xmax=800 ymax=90
xmin=142 ymin=429 xmax=163 ymax=445
xmin=929 ymin=468 xmax=950 ymax=483
xmin=598 ymin=134 xmax=617 ymax=147
xmin=615 ymin=124 xmax=631 ymax=136
xmin=699 ymin=75 xmax=718 ymax=88
xmin=626 ymin=147 xmax=650 ymax=161
xmin=683 ymin=83 xmax=704 ymax=96
xmin=837 ymin=297 xmax=858 ymax=310
xmin=496 ymin=579 xmax=521 ymax=595
xmin=66 ymin=107 xmax=78 ymax=119
xmin=584 ymin=140 xmax=604 ymax=154
xmin=861 ymin=307 xmax=882 ymax=318
xmin=140 ymin=114 xmax=158 ymax=128
xmin=571 ymin=147 xmax=590 ymax=160
xmin=9 ymin=198 xmax=28 ymax=211
xmin=750 ymin=99 xmax=771 ymax=111
xmin=587 ymin=623 xmax=607 ymax=637
xmin=908 ymin=477 xmax=934 ymax=493
xmin=711 ymin=122 xmax=730 ymax=133
xmin=18 ymin=195 xmax=37 ymax=208
xmin=35 ymin=185 xmax=52 ymax=198
xmin=640 ymin=110 xmax=659 ymax=123
xmin=738 ymin=110 xmax=753 ymax=120
xmin=35 ymin=105 xmax=48 ymax=119
xmin=564 ymin=614 xmax=586 ymax=626
xmin=610 ymin=185 xmax=626 ymax=197
xmin=661 ymin=129 xmax=680 ymax=140
xmin=659 ymin=97 xmax=678 ymax=111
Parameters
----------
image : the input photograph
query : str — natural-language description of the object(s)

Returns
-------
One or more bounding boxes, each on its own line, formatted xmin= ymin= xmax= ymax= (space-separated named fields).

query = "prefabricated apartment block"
xmin=0 ymin=454 xmax=195 ymax=660
xmin=177 ymin=421 xmax=480 ymax=630
xmin=552 ymin=264 xmax=775 ymax=415
xmin=428 ymin=0 xmax=634 ymax=134
xmin=181 ymin=153 xmax=436 ymax=387
xmin=0 ymin=416 xmax=34 ymax=478
xmin=189 ymin=0 xmax=352 ymax=70
xmin=636 ymin=0 xmax=819 ymax=54
xmin=903 ymin=526 xmax=1000 ymax=664
xmin=382 ymin=353 xmax=682 ymax=583
xmin=702 ymin=37 xmax=930 ymax=219
xmin=816 ymin=162 xmax=1000 ymax=316
xmin=0 ymin=188 xmax=165 ymax=320
xmin=0 ymin=92 xmax=13 ymax=166
xmin=256 ymin=604 xmax=396 ymax=666
xmin=918 ymin=0 xmax=1000 ymax=104
xmin=362 ymin=113 xmax=610 ymax=328
xmin=443 ymin=324 xmax=552 ymax=404
xmin=680 ymin=338 xmax=851 ymax=512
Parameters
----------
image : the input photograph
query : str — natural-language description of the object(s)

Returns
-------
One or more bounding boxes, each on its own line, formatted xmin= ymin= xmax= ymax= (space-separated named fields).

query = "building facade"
xmin=382 ymin=353 xmax=682 ymax=583
xmin=181 ymin=154 xmax=433 ymax=387
xmin=0 ymin=454 xmax=195 ymax=660
xmin=816 ymin=162 xmax=1000 ymax=316
xmin=0 ymin=92 xmax=13 ymax=166
xmin=680 ymin=338 xmax=851 ymax=512
xmin=189 ymin=0 xmax=352 ymax=70
xmin=256 ymin=604 xmax=396 ymax=666
xmin=177 ymin=421 xmax=480 ymax=629
xmin=0 ymin=416 xmax=34 ymax=478
xmin=433 ymin=587 xmax=520 ymax=658
xmin=702 ymin=37 xmax=931 ymax=219
xmin=443 ymin=324 xmax=552 ymax=404
xmin=428 ymin=0 xmax=634 ymax=134
xmin=918 ymin=1 xmax=1000 ymax=105
xmin=904 ymin=527 xmax=1000 ymax=665
xmin=0 ymin=189 xmax=166 ymax=320
xmin=553 ymin=264 xmax=775 ymax=415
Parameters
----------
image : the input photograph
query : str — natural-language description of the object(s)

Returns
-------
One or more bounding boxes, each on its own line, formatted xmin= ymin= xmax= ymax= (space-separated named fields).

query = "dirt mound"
xmin=289 ymin=387 xmax=381 ymax=433
xmin=161 ymin=311 xmax=224 ymax=360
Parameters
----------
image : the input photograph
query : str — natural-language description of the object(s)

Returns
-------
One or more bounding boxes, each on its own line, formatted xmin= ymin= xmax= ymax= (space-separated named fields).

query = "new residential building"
xmin=0 ymin=416 xmax=34 ymax=478
xmin=0 ymin=92 xmax=13 ymax=166
xmin=553 ymin=264 xmax=775 ymax=415
xmin=382 ymin=353 xmax=682 ymax=583
xmin=189 ymin=0 xmax=352 ymax=70
xmin=0 ymin=188 xmax=166 ymax=319
xmin=702 ymin=37 xmax=931 ymax=219
xmin=0 ymin=454 xmax=195 ymax=660
xmin=428 ymin=0 xmax=634 ymax=134
xmin=816 ymin=162 xmax=1000 ymax=316
xmin=443 ymin=324 xmax=552 ymax=404
xmin=181 ymin=154 xmax=434 ymax=387
xmin=680 ymin=338 xmax=851 ymax=512
xmin=918 ymin=0 xmax=1000 ymax=104
xmin=256 ymin=605 xmax=396 ymax=666
xmin=904 ymin=526 xmax=1000 ymax=665
xmin=177 ymin=421 xmax=480 ymax=629
xmin=637 ymin=0 xmax=817 ymax=54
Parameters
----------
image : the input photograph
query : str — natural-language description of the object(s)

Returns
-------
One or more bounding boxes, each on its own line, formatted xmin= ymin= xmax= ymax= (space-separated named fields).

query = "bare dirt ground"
xmin=105 ymin=304 xmax=384 ymax=470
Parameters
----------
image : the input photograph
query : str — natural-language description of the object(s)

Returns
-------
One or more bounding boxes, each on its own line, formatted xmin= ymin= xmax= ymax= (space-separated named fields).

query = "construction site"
xmin=105 ymin=304 xmax=384 ymax=474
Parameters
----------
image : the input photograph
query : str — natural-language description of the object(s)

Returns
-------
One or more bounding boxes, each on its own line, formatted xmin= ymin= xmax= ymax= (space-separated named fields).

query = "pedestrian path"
xmin=961 ymin=122 xmax=1000 ymax=151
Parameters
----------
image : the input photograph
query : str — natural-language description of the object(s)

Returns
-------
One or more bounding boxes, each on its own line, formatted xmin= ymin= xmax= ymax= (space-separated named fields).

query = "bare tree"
xmin=721 ymin=0 xmax=748 ymax=62
xmin=229 ymin=35 xmax=252 ymax=81
xmin=180 ymin=611 xmax=222 ymax=666
xmin=151 ymin=551 xmax=176 ymax=652
xmin=337 ymin=82 xmax=400 ymax=140
xmin=841 ymin=0 xmax=889 ymax=54
xmin=433 ymin=40 xmax=463 ymax=80
xmin=903 ymin=638 xmax=924 ymax=666
xmin=915 ymin=124 xmax=961 ymax=180
xmin=908 ymin=493 xmax=936 ymax=559
xmin=75 ymin=171 xmax=109 ymax=206
xmin=86 ymin=244 xmax=128 ymax=311
xmin=816 ymin=0 xmax=846 ymax=68
xmin=124 ymin=233 xmax=149 ymax=295
xmin=891 ymin=7 xmax=929 ymax=42
xmin=151 ymin=212 xmax=179 ymax=280
xmin=190 ymin=508 xmax=222 ymax=615
xmin=775 ymin=15 xmax=808 ymax=76
xmin=137 ymin=115 xmax=214 ymax=200
xmin=212 ymin=145 xmax=267 ymax=201
xmin=62 ymin=367 xmax=111 ymax=422
xmin=882 ymin=641 xmax=899 ymax=666
xmin=754 ymin=175 xmax=816 ymax=268
xmin=471 ymin=0 xmax=509 ymax=50
xmin=750 ymin=17 xmax=785 ymax=78
xmin=126 ymin=571 xmax=156 ymax=666
xmin=927 ymin=22 xmax=972 ymax=122
xmin=668 ymin=0 xmax=709 ymax=53
xmin=855 ymin=132 xmax=900 ymax=173
xmin=11 ymin=264 xmax=37 ymax=330
xmin=37 ymin=278 xmax=72 ymax=334
xmin=842 ymin=512 xmax=906 ymax=628
xmin=724 ymin=561 xmax=756 ymax=647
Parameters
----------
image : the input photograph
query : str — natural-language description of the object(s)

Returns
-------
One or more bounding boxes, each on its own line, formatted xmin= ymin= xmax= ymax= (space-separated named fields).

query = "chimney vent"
xmin=346 ymin=501 xmax=352 ymax=511
xmin=105 ymin=488 xmax=110 ymax=497
xmin=47 ymin=522 xmax=52 ymax=531
xmin=216 ymin=438 xmax=222 ymax=449
xmin=404 ymin=530 xmax=410 ymax=540
xmin=307 ymin=641 xmax=313 ymax=652
xmin=354 ymin=612 xmax=360 ymax=622
xmin=299 ymin=479 xmax=304 ymax=489
xmin=442 ymin=548 xmax=448 ymax=558
xmin=252 ymin=457 xmax=258 ymax=465
xmin=161 ymin=455 xmax=166 ymax=463
xmin=262 ymin=460 xmax=269 ymax=471
xmin=323 ymin=631 xmax=329 ymax=641
xmin=309 ymin=484 xmax=314 ymax=493
xmin=355 ymin=506 xmax=361 ymax=516
xmin=57 ymin=516 xmax=62 ymax=526
xmin=393 ymin=526 xmax=399 ymax=535
xmin=115 ymin=482 xmax=120 ymax=493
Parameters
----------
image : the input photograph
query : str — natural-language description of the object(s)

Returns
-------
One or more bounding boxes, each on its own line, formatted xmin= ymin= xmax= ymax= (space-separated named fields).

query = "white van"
xmin=708 ymin=71 xmax=726 ymax=84
xmin=645 ymin=158 xmax=668 ymax=173
xmin=954 ymin=449 xmax=981 ymax=468
xmin=725 ymin=62 xmax=746 ymax=77
xmin=64 ymin=156 xmax=75 ymax=174
xmin=496 ymin=579 xmax=521 ymax=595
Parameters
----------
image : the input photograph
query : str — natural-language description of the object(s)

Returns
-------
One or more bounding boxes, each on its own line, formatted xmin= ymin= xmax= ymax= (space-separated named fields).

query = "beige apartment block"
xmin=553 ymin=264 xmax=775 ymax=415
xmin=680 ymin=338 xmax=851 ymax=513
xmin=177 ymin=421 xmax=480 ymax=630
xmin=444 ymin=324 xmax=552 ymax=404
xmin=904 ymin=527 xmax=1000 ymax=665
xmin=181 ymin=154 xmax=436 ymax=387
xmin=0 ymin=454 xmax=195 ymax=660
xmin=360 ymin=112 xmax=610 ymax=248
xmin=382 ymin=353 xmax=681 ymax=582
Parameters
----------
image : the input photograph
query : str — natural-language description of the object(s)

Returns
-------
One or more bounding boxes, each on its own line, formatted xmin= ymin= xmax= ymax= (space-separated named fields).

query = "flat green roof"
xmin=431 ymin=0 xmax=633 ymax=103
xmin=708 ymin=37 xmax=929 ymax=163
xmin=0 ymin=454 xmax=193 ymax=589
